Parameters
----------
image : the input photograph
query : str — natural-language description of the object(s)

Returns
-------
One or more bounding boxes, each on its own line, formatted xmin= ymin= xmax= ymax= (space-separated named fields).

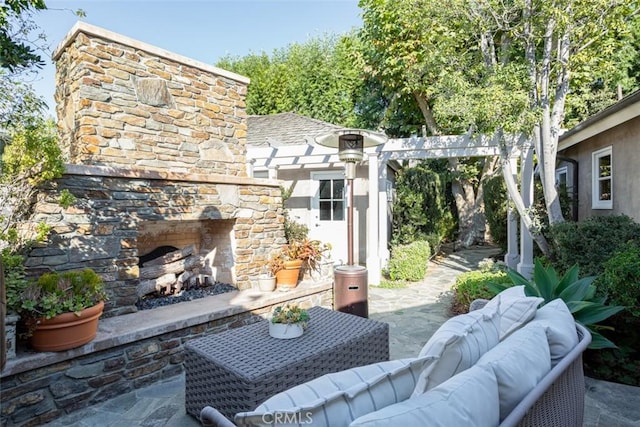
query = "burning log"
xmin=137 ymin=273 xmax=176 ymax=298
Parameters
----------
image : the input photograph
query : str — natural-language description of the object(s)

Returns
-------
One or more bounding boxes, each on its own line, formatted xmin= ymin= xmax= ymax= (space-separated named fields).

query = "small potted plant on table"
xmin=16 ymin=268 xmax=107 ymax=352
xmin=268 ymin=304 xmax=310 ymax=339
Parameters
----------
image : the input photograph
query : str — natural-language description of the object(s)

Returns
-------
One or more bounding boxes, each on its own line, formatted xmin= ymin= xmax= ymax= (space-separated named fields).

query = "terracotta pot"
xmin=275 ymin=259 xmax=303 ymax=290
xmin=30 ymin=301 xmax=104 ymax=352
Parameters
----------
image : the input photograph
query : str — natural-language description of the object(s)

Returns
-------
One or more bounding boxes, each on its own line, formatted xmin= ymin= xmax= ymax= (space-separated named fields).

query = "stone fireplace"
xmin=23 ymin=22 xmax=285 ymax=316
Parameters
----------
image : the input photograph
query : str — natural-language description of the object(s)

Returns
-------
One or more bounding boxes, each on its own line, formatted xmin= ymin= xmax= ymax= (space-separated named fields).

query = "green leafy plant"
xmin=597 ymin=244 xmax=640 ymax=318
xmin=281 ymin=239 xmax=331 ymax=272
xmin=548 ymin=215 xmax=640 ymax=277
xmin=492 ymin=260 xmax=624 ymax=349
xmin=17 ymin=269 xmax=107 ymax=336
xmin=452 ymin=270 xmax=509 ymax=314
xmin=386 ymin=240 xmax=431 ymax=281
xmin=270 ymin=305 xmax=310 ymax=327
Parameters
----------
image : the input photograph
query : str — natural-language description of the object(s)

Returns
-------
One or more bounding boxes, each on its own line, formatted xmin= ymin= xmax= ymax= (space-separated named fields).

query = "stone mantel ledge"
xmin=1 ymin=280 xmax=331 ymax=378
xmin=64 ymin=163 xmax=281 ymax=187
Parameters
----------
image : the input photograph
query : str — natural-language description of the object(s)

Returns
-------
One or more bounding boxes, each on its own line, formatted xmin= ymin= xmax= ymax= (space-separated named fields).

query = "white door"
xmin=309 ymin=172 xmax=347 ymax=265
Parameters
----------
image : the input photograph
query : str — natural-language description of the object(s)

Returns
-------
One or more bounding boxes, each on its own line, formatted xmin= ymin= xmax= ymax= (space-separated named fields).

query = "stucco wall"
xmin=559 ymin=115 xmax=640 ymax=222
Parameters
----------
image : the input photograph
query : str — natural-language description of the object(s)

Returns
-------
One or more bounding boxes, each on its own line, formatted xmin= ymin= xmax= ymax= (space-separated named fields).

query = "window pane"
xmin=319 ymin=180 xmax=331 ymax=199
xmin=333 ymin=201 xmax=344 ymax=220
xmin=599 ymin=155 xmax=611 ymax=178
xmin=599 ymin=179 xmax=611 ymax=201
xmin=319 ymin=201 xmax=331 ymax=220
xmin=333 ymin=179 xmax=344 ymax=199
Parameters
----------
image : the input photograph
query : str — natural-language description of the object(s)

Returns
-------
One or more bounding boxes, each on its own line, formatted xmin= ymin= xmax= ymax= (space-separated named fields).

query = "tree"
xmin=217 ymin=33 xmax=366 ymax=127
xmin=0 ymin=0 xmax=47 ymax=72
xmin=359 ymin=0 xmax=638 ymax=256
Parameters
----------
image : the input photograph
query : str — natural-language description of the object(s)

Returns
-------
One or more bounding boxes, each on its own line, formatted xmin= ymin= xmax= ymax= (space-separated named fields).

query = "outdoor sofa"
xmin=199 ymin=286 xmax=591 ymax=426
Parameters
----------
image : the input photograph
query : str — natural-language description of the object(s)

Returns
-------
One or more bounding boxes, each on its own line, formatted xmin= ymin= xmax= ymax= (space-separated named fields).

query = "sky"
xmin=28 ymin=0 xmax=364 ymax=116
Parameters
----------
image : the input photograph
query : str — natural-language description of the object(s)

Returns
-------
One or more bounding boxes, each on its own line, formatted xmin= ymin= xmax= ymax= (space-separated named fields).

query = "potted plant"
xmin=257 ymin=257 xmax=280 ymax=292
xmin=268 ymin=304 xmax=310 ymax=339
xmin=273 ymin=239 xmax=331 ymax=290
xmin=16 ymin=268 xmax=108 ymax=352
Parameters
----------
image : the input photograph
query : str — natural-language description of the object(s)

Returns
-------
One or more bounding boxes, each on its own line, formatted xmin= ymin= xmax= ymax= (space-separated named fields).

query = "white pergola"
xmin=247 ymin=134 xmax=535 ymax=284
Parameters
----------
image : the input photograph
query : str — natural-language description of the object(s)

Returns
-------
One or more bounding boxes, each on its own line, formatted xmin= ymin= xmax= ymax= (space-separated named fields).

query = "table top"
xmin=186 ymin=306 xmax=388 ymax=381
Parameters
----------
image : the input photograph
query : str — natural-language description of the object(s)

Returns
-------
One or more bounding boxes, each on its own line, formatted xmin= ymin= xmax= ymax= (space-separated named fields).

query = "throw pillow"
xmin=350 ymin=365 xmax=499 ymax=427
xmin=411 ymin=308 xmax=500 ymax=396
xmin=529 ymin=298 xmax=579 ymax=366
xmin=234 ymin=356 xmax=436 ymax=427
xmin=475 ymin=323 xmax=551 ymax=420
xmin=483 ymin=286 xmax=543 ymax=339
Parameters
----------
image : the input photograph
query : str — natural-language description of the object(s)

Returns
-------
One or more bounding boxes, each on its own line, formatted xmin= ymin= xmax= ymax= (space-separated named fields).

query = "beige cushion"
xmin=411 ymin=308 xmax=500 ymax=396
xmin=484 ymin=286 xmax=543 ymax=339
xmin=350 ymin=365 xmax=500 ymax=427
xmin=529 ymin=298 xmax=579 ymax=366
xmin=476 ymin=323 xmax=551 ymax=420
xmin=234 ymin=357 xmax=436 ymax=427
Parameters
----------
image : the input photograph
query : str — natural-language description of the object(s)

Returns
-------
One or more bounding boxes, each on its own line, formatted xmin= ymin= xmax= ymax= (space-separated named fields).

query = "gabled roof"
xmin=247 ymin=112 xmax=343 ymax=147
xmin=559 ymin=89 xmax=640 ymax=151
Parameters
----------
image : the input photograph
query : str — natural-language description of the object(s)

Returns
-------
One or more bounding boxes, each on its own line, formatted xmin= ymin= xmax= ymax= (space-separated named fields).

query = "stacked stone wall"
xmin=53 ymin=24 xmax=249 ymax=175
xmin=26 ymin=167 xmax=285 ymax=317
xmin=0 ymin=291 xmax=332 ymax=426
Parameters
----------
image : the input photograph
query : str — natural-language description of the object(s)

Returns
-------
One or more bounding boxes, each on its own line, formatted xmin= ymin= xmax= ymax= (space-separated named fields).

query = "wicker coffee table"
xmin=185 ymin=306 xmax=390 ymax=420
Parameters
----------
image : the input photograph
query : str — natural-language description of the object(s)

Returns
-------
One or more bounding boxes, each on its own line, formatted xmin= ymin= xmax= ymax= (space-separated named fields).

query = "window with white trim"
xmin=555 ymin=166 xmax=568 ymax=191
xmin=592 ymin=146 xmax=612 ymax=209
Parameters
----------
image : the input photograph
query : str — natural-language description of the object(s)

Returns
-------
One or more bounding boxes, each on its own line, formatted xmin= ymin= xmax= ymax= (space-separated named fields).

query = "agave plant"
xmin=490 ymin=259 xmax=624 ymax=349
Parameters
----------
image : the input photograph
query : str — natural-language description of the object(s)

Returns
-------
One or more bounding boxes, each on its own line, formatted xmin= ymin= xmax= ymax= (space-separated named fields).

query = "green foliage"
xmin=18 ymin=269 xmax=107 ymax=322
xmin=391 ymin=162 xmax=454 ymax=245
xmin=1 ymin=249 xmax=28 ymax=313
xmin=218 ymin=33 xmax=365 ymax=127
xmin=279 ymin=185 xmax=309 ymax=243
xmin=501 ymin=260 xmax=624 ymax=349
xmin=271 ymin=305 xmax=310 ymax=325
xmin=482 ymin=174 xmax=509 ymax=250
xmin=597 ymin=245 xmax=640 ymax=318
xmin=0 ymin=0 xmax=47 ymax=72
xmin=548 ymin=215 xmax=640 ymax=277
xmin=452 ymin=270 xmax=508 ymax=314
xmin=377 ymin=279 xmax=408 ymax=289
xmin=386 ymin=240 xmax=431 ymax=281
xmin=1 ymin=118 xmax=63 ymax=183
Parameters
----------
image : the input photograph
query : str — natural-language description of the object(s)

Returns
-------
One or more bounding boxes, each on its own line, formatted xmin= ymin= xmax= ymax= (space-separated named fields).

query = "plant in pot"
xmin=257 ymin=256 xmax=281 ymax=292
xmin=268 ymin=304 xmax=310 ymax=339
xmin=16 ymin=268 xmax=108 ymax=352
xmin=274 ymin=239 xmax=331 ymax=290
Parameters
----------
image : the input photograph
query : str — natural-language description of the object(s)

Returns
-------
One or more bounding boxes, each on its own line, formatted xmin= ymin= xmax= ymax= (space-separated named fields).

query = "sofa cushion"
xmin=475 ymin=323 xmax=551 ymax=420
xmin=529 ymin=298 xmax=579 ymax=366
xmin=234 ymin=357 xmax=436 ymax=427
xmin=350 ymin=365 xmax=499 ymax=427
xmin=412 ymin=308 xmax=500 ymax=395
xmin=483 ymin=286 xmax=543 ymax=339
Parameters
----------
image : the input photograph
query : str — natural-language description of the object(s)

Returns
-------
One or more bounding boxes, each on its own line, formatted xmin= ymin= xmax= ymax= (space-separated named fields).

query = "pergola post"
xmin=367 ymin=152 xmax=381 ymax=285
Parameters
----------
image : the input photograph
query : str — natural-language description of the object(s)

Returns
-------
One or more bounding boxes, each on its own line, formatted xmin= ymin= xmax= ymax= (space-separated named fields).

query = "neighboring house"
xmin=558 ymin=90 xmax=640 ymax=223
xmin=246 ymin=112 xmax=399 ymax=267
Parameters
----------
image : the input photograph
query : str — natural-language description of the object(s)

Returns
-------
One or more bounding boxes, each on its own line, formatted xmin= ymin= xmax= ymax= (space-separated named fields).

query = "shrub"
xmin=424 ymin=233 xmax=442 ymax=257
xmin=482 ymin=174 xmax=509 ymax=250
xmin=452 ymin=270 xmax=508 ymax=314
xmin=386 ymin=240 xmax=431 ymax=281
xmin=391 ymin=163 xmax=454 ymax=245
xmin=548 ymin=215 xmax=640 ymax=277
xmin=597 ymin=245 xmax=640 ymax=317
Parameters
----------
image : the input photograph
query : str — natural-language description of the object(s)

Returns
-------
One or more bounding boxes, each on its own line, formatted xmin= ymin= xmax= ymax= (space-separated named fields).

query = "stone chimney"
xmin=53 ymin=22 xmax=249 ymax=176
